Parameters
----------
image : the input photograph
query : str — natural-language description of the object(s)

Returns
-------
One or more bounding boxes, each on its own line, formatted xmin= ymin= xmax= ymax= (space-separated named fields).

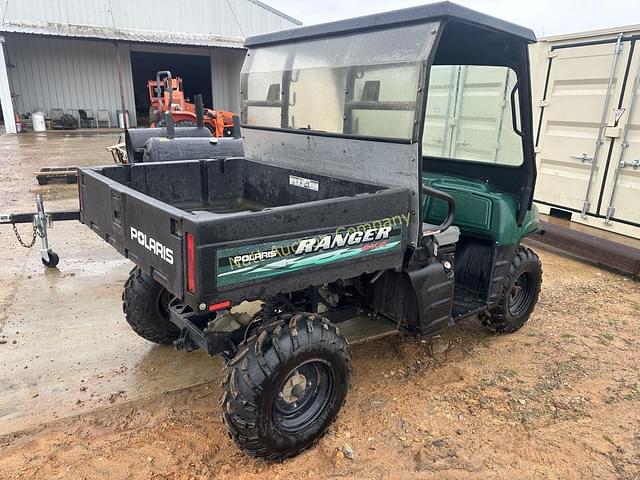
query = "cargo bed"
xmin=78 ymin=158 xmax=412 ymax=311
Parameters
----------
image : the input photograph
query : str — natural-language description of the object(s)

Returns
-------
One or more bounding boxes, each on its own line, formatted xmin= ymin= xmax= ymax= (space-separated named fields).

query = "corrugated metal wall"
xmin=1 ymin=0 xmax=299 ymax=44
xmin=4 ymin=34 xmax=137 ymax=126
xmin=4 ymin=33 xmax=249 ymax=127
xmin=211 ymin=48 xmax=246 ymax=113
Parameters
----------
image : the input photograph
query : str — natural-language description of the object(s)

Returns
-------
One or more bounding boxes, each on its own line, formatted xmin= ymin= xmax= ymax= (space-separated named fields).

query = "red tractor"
xmin=148 ymin=71 xmax=236 ymax=137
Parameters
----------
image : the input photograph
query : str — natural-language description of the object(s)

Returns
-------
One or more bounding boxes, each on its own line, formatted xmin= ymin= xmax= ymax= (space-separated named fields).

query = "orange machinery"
xmin=148 ymin=72 xmax=236 ymax=137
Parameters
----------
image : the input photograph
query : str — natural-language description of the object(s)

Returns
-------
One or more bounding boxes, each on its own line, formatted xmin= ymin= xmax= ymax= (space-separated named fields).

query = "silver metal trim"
xmin=581 ymin=33 xmax=624 ymax=219
xmin=604 ymin=47 xmax=640 ymax=225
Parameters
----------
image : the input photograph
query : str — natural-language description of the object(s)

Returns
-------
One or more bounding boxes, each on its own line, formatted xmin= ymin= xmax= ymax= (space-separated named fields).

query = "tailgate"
xmin=78 ymin=168 xmax=185 ymax=295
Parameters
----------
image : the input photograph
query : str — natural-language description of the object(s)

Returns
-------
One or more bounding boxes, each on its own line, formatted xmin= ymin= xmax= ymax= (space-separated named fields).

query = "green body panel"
xmin=422 ymin=173 xmax=539 ymax=245
xmin=216 ymin=222 xmax=405 ymax=288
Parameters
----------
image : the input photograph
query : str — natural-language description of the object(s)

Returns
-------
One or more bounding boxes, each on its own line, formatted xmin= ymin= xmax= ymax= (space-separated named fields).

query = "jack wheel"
xmin=221 ymin=313 xmax=351 ymax=461
xmin=42 ymin=249 xmax=59 ymax=268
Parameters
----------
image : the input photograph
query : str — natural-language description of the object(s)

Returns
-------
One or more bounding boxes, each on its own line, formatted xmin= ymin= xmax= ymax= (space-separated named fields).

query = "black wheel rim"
xmin=155 ymin=288 xmax=172 ymax=320
xmin=508 ymin=271 xmax=535 ymax=317
xmin=273 ymin=360 xmax=334 ymax=433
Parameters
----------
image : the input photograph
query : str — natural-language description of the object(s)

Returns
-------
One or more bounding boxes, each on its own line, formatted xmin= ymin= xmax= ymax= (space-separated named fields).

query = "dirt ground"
xmin=1 ymin=133 xmax=639 ymax=479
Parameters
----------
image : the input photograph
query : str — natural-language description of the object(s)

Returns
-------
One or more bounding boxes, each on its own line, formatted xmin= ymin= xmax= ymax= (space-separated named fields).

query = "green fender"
xmin=422 ymin=173 xmax=540 ymax=245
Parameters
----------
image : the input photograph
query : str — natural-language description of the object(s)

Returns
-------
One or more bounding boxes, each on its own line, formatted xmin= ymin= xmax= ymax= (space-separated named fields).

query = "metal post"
xmin=604 ymin=52 xmax=640 ymax=224
xmin=195 ymin=94 xmax=204 ymax=129
xmin=0 ymin=37 xmax=17 ymax=134
xmin=35 ymin=193 xmax=50 ymax=264
xmin=580 ymin=33 xmax=624 ymax=218
xmin=115 ymin=42 xmax=129 ymax=129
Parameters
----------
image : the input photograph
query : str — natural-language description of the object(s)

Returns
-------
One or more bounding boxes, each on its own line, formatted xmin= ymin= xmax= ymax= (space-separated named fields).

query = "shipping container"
xmin=530 ymin=25 xmax=640 ymax=240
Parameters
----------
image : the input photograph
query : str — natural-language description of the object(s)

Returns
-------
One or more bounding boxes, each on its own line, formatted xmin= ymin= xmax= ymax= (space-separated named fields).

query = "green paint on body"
xmin=216 ymin=224 xmax=404 ymax=287
xmin=422 ymin=172 xmax=539 ymax=245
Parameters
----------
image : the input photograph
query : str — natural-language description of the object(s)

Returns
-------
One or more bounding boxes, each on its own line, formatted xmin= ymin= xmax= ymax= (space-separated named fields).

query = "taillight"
xmin=186 ymin=232 xmax=195 ymax=294
xmin=209 ymin=300 xmax=232 ymax=312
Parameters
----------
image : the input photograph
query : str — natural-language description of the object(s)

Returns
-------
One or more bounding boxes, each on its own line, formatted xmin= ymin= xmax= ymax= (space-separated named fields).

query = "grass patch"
xmin=633 ymin=303 xmax=640 ymax=312
xmin=560 ymin=333 xmax=575 ymax=340
xmin=500 ymin=368 xmax=519 ymax=378
xmin=599 ymin=332 xmax=614 ymax=345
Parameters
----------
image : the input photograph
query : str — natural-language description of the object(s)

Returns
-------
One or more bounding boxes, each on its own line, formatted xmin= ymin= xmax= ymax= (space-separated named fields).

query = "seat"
xmin=97 ymin=110 xmax=111 ymax=128
xmin=78 ymin=109 xmax=96 ymax=128
xmin=422 ymin=223 xmax=460 ymax=246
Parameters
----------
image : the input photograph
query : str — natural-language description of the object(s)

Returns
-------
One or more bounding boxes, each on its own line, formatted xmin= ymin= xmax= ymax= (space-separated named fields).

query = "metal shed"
xmin=0 ymin=0 xmax=300 ymax=133
xmin=530 ymin=25 xmax=640 ymax=240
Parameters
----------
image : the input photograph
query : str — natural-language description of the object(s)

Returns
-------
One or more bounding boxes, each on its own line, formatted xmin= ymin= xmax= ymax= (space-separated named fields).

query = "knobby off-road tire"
xmin=122 ymin=267 xmax=180 ymax=344
xmin=221 ymin=313 xmax=352 ymax=461
xmin=487 ymin=246 xmax=542 ymax=334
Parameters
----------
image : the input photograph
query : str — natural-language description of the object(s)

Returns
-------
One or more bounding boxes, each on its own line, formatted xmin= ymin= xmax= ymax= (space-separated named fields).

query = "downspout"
xmin=114 ymin=42 xmax=128 ymax=129
xmin=0 ymin=36 xmax=17 ymax=134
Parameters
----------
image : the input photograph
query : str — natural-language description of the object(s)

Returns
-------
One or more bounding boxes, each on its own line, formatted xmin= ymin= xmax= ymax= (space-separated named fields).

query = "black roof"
xmin=245 ymin=1 xmax=536 ymax=48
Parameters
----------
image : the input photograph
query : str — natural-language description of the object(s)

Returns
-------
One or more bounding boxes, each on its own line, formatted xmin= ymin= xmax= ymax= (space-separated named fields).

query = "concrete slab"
xmin=0 ymin=220 xmax=222 ymax=435
xmin=0 ymin=132 xmax=222 ymax=435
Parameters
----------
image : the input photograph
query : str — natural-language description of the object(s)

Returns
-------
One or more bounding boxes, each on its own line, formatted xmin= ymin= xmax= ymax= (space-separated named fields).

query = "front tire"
xmin=221 ymin=313 xmax=351 ymax=461
xmin=122 ymin=267 xmax=180 ymax=344
xmin=487 ymin=246 xmax=542 ymax=333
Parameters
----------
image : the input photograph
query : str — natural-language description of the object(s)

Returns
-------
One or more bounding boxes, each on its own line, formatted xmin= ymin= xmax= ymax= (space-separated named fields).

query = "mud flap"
xmin=407 ymin=260 xmax=455 ymax=335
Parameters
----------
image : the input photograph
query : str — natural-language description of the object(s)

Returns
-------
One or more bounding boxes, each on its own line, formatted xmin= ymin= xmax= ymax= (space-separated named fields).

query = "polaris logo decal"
xmin=130 ymin=227 xmax=174 ymax=265
xmin=294 ymin=226 xmax=392 ymax=255
xmin=232 ymin=250 xmax=278 ymax=264
xmin=215 ymin=215 xmax=409 ymax=288
xmin=229 ymin=226 xmax=392 ymax=266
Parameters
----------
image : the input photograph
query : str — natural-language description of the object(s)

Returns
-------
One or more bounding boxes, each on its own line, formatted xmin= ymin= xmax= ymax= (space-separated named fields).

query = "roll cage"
xmin=242 ymin=1 xmax=537 ymax=237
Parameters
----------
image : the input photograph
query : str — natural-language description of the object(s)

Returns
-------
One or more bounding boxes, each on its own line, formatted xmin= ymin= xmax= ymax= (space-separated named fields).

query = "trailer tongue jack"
xmin=0 ymin=194 xmax=79 ymax=267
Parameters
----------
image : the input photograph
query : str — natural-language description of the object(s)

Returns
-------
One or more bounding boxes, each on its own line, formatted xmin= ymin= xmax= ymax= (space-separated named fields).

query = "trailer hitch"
xmin=169 ymin=301 xmax=236 ymax=356
xmin=0 ymin=194 xmax=80 ymax=268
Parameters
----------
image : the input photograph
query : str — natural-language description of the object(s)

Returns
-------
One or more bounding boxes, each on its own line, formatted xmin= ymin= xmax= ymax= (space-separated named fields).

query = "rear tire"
xmin=221 ymin=313 xmax=351 ymax=461
xmin=122 ymin=267 xmax=180 ymax=344
xmin=487 ymin=246 xmax=542 ymax=333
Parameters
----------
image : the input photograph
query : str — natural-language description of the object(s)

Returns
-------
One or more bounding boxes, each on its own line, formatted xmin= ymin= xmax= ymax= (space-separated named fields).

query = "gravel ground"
xmin=0 ymin=249 xmax=638 ymax=479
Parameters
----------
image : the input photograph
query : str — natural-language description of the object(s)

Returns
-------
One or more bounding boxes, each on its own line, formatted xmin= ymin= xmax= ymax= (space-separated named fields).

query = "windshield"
xmin=423 ymin=65 xmax=524 ymax=166
xmin=241 ymin=22 xmax=439 ymax=140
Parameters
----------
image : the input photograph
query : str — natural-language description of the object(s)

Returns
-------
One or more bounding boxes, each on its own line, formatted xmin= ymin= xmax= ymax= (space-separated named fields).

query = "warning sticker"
xmin=289 ymin=175 xmax=319 ymax=191
xmin=613 ymin=108 xmax=626 ymax=126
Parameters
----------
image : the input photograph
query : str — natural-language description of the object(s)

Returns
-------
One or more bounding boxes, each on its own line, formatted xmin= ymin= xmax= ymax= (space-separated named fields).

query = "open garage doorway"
xmin=130 ymin=50 xmax=212 ymax=127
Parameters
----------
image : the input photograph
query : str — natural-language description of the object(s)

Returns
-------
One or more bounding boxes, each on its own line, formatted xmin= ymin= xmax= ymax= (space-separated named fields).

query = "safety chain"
xmin=11 ymin=221 xmax=42 ymax=249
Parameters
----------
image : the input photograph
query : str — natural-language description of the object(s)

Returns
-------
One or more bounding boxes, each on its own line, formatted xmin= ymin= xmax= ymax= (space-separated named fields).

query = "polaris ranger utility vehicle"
xmin=78 ymin=2 xmax=542 ymax=460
